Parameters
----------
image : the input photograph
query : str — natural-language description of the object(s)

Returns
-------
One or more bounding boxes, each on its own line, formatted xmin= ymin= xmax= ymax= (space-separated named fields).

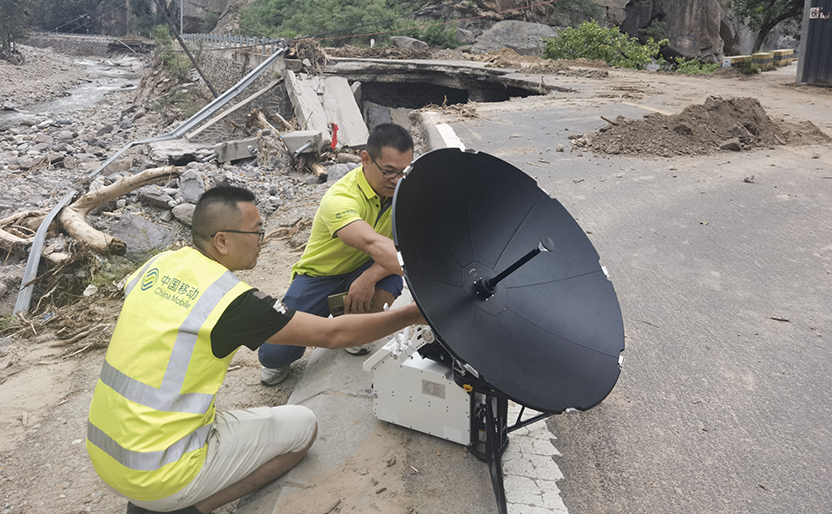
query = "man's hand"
xmin=345 ymin=272 xmax=376 ymax=313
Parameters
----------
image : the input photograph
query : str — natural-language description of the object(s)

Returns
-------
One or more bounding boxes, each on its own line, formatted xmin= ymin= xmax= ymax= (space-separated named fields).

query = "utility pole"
xmin=152 ymin=0 xmax=218 ymax=98
xmin=180 ymin=0 xmax=183 ymax=36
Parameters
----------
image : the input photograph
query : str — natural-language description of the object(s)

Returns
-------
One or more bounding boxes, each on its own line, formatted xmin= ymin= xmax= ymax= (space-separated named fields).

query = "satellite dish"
xmin=392 ymin=148 xmax=624 ymax=414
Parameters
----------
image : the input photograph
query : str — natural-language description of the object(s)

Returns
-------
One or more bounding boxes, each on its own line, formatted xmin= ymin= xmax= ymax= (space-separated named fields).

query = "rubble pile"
xmin=573 ymin=96 xmax=830 ymax=157
xmin=472 ymin=47 xmax=610 ymax=78
xmin=325 ymin=45 xmax=432 ymax=60
xmin=0 ymin=76 xmax=359 ymax=316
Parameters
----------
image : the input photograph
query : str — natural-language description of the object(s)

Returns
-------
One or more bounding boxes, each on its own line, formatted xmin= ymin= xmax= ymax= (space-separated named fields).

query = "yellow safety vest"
xmin=86 ymin=247 xmax=251 ymax=501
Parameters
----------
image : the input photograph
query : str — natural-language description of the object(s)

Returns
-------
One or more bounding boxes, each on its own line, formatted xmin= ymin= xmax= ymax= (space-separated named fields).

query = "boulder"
xmin=326 ymin=163 xmax=352 ymax=183
xmin=470 ymin=20 xmax=559 ymax=56
xmin=138 ymin=186 xmax=175 ymax=209
xmin=110 ymin=214 xmax=176 ymax=263
xmin=172 ymin=203 xmax=196 ymax=226
xmin=391 ymin=36 xmax=429 ymax=50
xmin=179 ymin=170 xmax=208 ymax=203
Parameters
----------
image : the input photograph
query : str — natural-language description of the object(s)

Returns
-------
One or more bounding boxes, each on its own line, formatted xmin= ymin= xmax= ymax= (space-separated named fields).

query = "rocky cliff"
xmin=189 ymin=0 xmax=790 ymax=63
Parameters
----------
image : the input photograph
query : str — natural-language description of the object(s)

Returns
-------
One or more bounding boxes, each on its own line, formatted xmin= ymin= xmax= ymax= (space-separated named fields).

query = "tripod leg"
xmin=486 ymin=397 xmax=508 ymax=514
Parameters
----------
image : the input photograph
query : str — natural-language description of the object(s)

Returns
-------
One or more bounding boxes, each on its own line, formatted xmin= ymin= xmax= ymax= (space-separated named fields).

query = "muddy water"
xmin=0 ymin=56 xmax=143 ymax=129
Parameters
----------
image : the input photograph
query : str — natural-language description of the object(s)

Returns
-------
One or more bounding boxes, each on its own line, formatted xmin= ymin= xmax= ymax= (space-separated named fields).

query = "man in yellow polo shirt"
xmin=259 ymin=123 xmax=414 ymax=385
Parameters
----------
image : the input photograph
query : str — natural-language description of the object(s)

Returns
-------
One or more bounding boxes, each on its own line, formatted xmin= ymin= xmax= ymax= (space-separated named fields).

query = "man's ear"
xmin=212 ymin=233 xmax=231 ymax=256
xmin=360 ymin=150 xmax=370 ymax=168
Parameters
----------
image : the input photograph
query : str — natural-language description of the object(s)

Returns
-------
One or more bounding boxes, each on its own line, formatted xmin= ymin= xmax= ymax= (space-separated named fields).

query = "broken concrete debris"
xmin=281 ymin=130 xmax=324 ymax=156
xmin=284 ymin=71 xmax=368 ymax=150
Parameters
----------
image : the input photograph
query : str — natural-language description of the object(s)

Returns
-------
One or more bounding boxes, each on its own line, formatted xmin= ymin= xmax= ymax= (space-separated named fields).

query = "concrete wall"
xmin=23 ymin=33 xmax=113 ymax=57
xmin=190 ymin=49 xmax=295 ymax=145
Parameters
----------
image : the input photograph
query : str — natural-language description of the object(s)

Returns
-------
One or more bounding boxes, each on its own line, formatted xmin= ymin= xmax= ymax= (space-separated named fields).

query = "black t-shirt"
xmin=211 ymin=289 xmax=296 ymax=359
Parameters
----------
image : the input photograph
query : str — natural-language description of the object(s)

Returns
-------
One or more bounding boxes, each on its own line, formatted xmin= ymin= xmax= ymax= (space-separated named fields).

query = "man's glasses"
xmin=369 ymin=153 xmax=407 ymax=179
xmin=210 ymin=229 xmax=266 ymax=242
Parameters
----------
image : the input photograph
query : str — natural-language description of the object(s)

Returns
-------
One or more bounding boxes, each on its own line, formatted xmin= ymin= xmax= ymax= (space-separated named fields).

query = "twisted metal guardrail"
xmin=182 ymin=33 xmax=285 ymax=55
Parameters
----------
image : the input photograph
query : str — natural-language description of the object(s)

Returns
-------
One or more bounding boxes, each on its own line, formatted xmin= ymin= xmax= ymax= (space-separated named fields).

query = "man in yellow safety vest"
xmin=86 ymin=186 xmax=424 ymax=514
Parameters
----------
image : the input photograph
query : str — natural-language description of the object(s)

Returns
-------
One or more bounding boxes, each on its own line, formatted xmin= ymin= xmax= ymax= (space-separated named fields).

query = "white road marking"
xmin=504 ymin=402 xmax=569 ymax=513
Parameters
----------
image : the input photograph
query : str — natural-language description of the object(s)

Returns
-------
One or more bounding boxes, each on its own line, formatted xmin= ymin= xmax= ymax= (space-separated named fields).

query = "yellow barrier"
xmin=772 ymin=49 xmax=795 ymax=66
xmin=752 ymin=52 xmax=775 ymax=71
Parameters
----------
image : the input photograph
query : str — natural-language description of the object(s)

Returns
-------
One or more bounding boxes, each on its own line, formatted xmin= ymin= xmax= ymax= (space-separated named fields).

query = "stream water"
xmin=0 ymin=56 xmax=143 ymax=130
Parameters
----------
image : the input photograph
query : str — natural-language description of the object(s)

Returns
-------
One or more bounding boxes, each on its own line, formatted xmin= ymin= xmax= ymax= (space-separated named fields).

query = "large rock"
xmin=110 ymin=214 xmax=175 ymax=263
xmin=179 ymin=169 xmax=208 ymax=204
xmin=470 ymin=20 xmax=559 ymax=56
xmin=618 ymin=0 xmax=724 ymax=62
xmin=656 ymin=0 xmax=724 ymax=62
xmin=172 ymin=203 xmax=196 ymax=227
xmin=138 ymin=186 xmax=175 ymax=209
xmin=391 ymin=36 xmax=429 ymax=50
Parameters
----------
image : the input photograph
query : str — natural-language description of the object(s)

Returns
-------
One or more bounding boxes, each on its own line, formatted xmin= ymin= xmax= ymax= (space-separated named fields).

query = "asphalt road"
xmin=444 ymin=98 xmax=832 ymax=514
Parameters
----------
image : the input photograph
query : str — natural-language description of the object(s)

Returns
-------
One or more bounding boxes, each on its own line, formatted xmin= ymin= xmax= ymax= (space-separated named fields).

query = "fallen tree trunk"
xmin=58 ymin=166 xmax=182 ymax=255
xmin=0 ymin=228 xmax=30 ymax=256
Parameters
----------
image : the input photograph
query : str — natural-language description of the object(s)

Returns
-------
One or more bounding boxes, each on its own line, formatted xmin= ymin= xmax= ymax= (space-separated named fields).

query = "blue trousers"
xmin=258 ymin=260 xmax=403 ymax=368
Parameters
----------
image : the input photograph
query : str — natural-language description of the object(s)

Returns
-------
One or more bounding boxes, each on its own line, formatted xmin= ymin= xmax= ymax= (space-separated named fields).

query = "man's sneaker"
xmin=260 ymin=366 xmax=290 ymax=386
xmin=344 ymin=343 xmax=373 ymax=356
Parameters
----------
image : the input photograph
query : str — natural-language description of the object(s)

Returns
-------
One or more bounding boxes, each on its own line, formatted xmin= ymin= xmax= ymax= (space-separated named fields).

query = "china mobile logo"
xmin=141 ymin=268 xmax=159 ymax=291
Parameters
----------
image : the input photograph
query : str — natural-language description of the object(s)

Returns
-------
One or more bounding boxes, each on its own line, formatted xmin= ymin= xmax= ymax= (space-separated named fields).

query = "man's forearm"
xmin=327 ymin=303 xmax=423 ymax=348
xmin=365 ymin=238 xmax=403 ymax=277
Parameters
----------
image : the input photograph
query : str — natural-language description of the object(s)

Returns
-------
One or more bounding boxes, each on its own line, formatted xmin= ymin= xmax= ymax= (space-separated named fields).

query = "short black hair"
xmin=366 ymin=123 xmax=414 ymax=160
xmin=192 ymin=187 xmax=256 ymax=250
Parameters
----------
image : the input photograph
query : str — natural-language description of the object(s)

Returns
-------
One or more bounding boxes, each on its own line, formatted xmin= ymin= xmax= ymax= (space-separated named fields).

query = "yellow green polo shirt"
xmin=291 ymin=166 xmax=393 ymax=279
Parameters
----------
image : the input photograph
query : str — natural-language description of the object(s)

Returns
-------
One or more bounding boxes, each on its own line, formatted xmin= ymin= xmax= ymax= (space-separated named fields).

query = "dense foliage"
xmin=674 ymin=57 xmax=720 ymax=75
xmin=542 ymin=20 xmax=667 ymax=69
xmin=240 ymin=0 xmax=419 ymax=44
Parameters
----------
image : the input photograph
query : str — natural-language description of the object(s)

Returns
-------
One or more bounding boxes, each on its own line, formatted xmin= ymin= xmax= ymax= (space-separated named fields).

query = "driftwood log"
xmin=249 ymin=109 xmax=290 ymax=170
xmin=58 ymin=166 xmax=182 ymax=255
xmin=0 ymin=210 xmax=50 ymax=258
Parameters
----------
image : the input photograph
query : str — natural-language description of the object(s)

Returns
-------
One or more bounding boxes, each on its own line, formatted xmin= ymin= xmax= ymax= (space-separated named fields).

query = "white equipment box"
xmin=363 ymin=326 xmax=472 ymax=445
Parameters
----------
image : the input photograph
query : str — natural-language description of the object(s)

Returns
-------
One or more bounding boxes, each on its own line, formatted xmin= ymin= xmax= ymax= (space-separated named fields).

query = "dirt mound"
xmin=574 ymin=96 xmax=831 ymax=157
xmin=471 ymin=47 xmax=609 ymax=75
xmin=431 ymin=48 xmax=472 ymax=61
xmin=324 ymin=45 xmax=432 ymax=60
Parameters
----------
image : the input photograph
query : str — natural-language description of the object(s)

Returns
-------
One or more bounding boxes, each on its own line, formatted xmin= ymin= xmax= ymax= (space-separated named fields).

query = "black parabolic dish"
xmin=392 ymin=148 xmax=625 ymax=413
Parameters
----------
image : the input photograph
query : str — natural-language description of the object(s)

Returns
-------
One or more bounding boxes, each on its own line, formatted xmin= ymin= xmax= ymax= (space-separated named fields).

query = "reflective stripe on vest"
xmin=87 ymin=269 xmax=241 ymax=470
xmin=87 ymin=422 xmax=213 ymax=471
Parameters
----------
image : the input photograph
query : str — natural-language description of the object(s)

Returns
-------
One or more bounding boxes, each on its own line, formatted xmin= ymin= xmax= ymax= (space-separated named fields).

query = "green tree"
xmin=731 ymin=0 xmax=804 ymax=53
xmin=542 ymin=20 xmax=667 ymax=69
xmin=0 ymin=0 xmax=29 ymax=56
xmin=240 ymin=0 xmax=420 ymax=45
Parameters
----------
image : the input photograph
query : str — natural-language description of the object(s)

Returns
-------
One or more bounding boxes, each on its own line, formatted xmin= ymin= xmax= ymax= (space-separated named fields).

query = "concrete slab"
xmin=148 ymin=139 xmax=213 ymax=164
xmin=323 ymin=76 xmax=369 ymax=150
xmin=284 ymin=71 xmax=329 ymax=137
xmin=280 ymin=130 xmax=323 ymax=156
xmin=214 ymin=137 xmax=258 ymax=162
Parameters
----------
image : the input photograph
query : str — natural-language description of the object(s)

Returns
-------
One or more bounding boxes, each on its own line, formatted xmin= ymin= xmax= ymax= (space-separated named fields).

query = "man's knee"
xmin=370 ymin=288 xmax=396 ymax=312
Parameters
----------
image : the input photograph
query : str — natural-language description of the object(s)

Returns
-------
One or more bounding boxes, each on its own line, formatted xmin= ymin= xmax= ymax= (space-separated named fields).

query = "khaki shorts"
xmin=129 ymin=405 xmax=317 ymax=512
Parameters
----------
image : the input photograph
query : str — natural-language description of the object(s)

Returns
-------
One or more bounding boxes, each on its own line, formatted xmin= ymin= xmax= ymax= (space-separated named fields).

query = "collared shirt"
xmin=291 ymin=166 xmax=392 ymax=278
